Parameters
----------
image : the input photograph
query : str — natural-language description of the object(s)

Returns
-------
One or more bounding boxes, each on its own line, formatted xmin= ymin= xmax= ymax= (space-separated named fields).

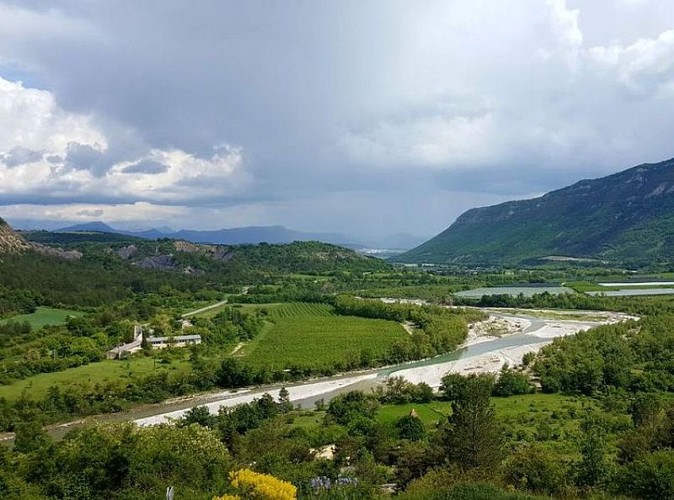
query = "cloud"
xmin=0 ymin=202 xmax=186 ymax=224
xmin=0 ymin=76 xmax=250 ymax=205
xmin=76 ymin=209 xmax=103 ymax=217
xmin=587 ymin=29 xmax=674 ymax=97
xmin=122 ymin=160 xmax=168 ymax=175
xmin=65 ymin=142 xmax=106 ymax=175
xmin=0 ymin=0 xmax=674 ymax=237
xmin=0 ymin=76 xmax=105 ymax=154
xmin=1 ymin=146 xmax=43 ymax=167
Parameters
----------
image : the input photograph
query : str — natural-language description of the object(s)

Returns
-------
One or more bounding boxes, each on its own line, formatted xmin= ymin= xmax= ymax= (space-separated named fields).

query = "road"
xmin=181 ymin=299 xmax=229 ymax=318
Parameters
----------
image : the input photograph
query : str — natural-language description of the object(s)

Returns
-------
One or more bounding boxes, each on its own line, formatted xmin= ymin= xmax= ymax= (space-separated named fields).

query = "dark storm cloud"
xmin=65 ymin=143 xmax=106 ymax=175
xmin=0 ymin=0 xmax=674 ymax=236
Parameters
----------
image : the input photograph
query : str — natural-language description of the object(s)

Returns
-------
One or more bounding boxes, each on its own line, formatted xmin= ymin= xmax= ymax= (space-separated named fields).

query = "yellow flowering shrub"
xmin=213 ymin=468 xmax=297 ymax=500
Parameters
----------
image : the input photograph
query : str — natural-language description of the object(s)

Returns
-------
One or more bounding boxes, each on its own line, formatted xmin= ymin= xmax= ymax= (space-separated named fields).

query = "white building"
xmin=145 ymin=334 xmax=202 ymax=349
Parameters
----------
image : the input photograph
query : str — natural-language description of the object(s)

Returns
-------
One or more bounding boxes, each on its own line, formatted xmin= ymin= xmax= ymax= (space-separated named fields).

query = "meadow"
xmin=0 ymin=306 xmax=83 ymax=329
xmin=0 ymin=356 xmax=190 ymax=400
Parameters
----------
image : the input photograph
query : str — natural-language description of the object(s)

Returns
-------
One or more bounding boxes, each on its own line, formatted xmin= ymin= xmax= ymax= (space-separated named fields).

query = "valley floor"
xmin=116 ymin=307 xmax=633 ymax=427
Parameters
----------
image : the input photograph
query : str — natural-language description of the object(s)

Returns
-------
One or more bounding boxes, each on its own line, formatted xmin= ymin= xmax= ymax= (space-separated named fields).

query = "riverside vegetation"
xmin=2 ymin=224 xmax=674 ymax=498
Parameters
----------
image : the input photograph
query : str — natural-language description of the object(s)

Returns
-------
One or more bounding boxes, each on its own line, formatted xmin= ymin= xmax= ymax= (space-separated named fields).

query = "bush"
xmin=504 ymin=444 xmax=568 ymax=495
xmin=493 ymin=365 xmax=535 ymax=397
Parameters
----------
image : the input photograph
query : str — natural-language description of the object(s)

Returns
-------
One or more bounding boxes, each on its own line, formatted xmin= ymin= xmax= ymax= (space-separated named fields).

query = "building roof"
xmin=147 ymin=335 xmax=201 ymax=342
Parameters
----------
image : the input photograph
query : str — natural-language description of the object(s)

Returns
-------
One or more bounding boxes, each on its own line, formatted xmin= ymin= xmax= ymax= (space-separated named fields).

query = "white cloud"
xmin=588 ymin=29 xmax=674 ymax=97
xmin=0 ymin=202 xmax=186 ymax=223
xmin=0 ymin=77 xmax=105 ymax=153
xmin=0 ymin=76 xmax=249 ymax=203
xmin=103 ymin=145 xmax=250 ymax=202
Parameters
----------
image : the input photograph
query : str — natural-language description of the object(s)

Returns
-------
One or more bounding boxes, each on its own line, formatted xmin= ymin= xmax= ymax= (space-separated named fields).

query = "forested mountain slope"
xmin=397 ymin=157 xmax=674 ymax=266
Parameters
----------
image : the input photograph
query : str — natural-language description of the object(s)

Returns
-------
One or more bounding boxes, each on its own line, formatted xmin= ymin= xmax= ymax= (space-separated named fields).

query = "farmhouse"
xmin=145 ymin=334 xmax=202 ymax=349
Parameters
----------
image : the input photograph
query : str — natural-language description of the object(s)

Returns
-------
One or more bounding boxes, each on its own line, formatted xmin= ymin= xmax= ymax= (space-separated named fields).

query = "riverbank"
xmin=389 ymin=309 xmax=635 ymax=388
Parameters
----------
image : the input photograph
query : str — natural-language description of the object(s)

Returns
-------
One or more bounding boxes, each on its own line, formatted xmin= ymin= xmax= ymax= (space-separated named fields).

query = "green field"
xmin=241 ymin=304 xmax=406 ymax=370
xmin=377 ymin=393 xmax=595 ymax=422
xmin=0 ymin=357 xmax=189 ymax=400
xmin=266 ymin=302 xmax=333 ymax=319
xmin=0 ymin=306 xmax=83 ymax=329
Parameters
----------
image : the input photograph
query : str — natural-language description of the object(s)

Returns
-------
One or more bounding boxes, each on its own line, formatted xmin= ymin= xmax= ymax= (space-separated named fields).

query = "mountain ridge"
xmin=396 ymin=157 xmax=674 ymax=266
xmin=54 ymin=221 xmax=356 ymax=245
xmin=52 ymin=222 xmax=424 ymax=250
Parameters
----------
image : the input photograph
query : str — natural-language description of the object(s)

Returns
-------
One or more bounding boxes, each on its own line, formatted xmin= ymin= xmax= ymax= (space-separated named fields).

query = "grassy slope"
xmin=0 ymin=357 xmax=190 ymax=400
xmin=0 ymin=306 xmax=83 ymax=329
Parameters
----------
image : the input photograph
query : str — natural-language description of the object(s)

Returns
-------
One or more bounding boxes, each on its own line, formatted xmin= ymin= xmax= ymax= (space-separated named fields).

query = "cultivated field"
xmin=265 ymin=302 xmax=333 ymax=319
xmin=241 ymin=304 xmax=406 ymax=371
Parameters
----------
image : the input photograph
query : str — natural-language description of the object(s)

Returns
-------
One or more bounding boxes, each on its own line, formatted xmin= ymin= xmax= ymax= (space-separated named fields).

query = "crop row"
xmin=267 ymin=302 xmax=334 ymax=319
xmin=243 ymin=315 xmax=406 ymax=371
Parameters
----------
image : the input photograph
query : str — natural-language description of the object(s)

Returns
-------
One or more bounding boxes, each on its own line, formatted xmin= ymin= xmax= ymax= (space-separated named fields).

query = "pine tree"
xmin=443 ymin=374 xmax=503 ymax=469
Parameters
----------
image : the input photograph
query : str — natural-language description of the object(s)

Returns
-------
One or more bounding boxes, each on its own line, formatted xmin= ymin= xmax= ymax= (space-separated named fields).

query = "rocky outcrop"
xmin=0 ymin=219 xmax=30 ymax=253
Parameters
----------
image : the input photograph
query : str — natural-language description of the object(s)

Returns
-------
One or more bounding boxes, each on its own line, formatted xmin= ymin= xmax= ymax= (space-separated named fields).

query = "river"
xmin=125 ymin=308 xmax=630 ymax=426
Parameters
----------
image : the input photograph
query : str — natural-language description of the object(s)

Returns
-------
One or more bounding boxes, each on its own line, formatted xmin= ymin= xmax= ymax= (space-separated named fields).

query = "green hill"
xmin=0 ymin=223 xmax=390 ymax=310
xmin=396 ymin=157 xmax=674 ymax=267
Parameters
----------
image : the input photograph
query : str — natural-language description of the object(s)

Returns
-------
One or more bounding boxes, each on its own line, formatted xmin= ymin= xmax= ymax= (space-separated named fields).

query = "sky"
xmin=0 ymin=0 xmax=674 ymax=240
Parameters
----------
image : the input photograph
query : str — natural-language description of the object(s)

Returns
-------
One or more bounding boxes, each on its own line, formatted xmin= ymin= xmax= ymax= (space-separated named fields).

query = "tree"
xmin=442 ymin=374 xmax=503 ymax=469
xmin=13 ymin=419 xmax=50 ymax=454
xmin=278 ymin=387 xmax=292 ymax=413
xmin=575 ymin=412 xmax=612 ymax=488
xmin=629 ymin=393 xmax=662 ymax=427
xmin=325 ymin=391 xmax=379 ymax=426
xmin=504 ymin=444 xmax=568 ymax=495
xmin=439 ymin=372 xmax=468 ymax=401
xmin=492 ymin=364 xmax=534 ymax=397
xmin=180 ymin=405 xmax=216 ymax=428
xmin=620 ymin=450 xmax=674 ymax=499
xmin=396 ymin=414 xmax=425 ymax=441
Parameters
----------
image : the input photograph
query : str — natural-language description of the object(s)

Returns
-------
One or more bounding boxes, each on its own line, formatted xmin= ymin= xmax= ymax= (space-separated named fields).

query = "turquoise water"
xmin=456 ymin=286 xmax=573 ymax=298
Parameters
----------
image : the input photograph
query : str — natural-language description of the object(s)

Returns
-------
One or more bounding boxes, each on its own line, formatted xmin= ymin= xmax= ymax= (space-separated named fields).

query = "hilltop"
xmin=397 ymin=157 xmax=674 ymax=267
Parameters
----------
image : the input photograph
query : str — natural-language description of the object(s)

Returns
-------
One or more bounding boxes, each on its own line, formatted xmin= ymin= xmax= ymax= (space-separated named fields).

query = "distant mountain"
xmin=0 ymin=218 xmax=30 ymax=253
xmin=52 ymin=221 xmax=424 ymax=251
xmin=171 ymin=225 xmax=352 ymax=245
xmin=396 ymin=157 xmax=674 ymax=267
xmin=55 ymin=222 xmax=357 ymax=246
xmin=57 ymin=221 xmax=117 ymax=233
